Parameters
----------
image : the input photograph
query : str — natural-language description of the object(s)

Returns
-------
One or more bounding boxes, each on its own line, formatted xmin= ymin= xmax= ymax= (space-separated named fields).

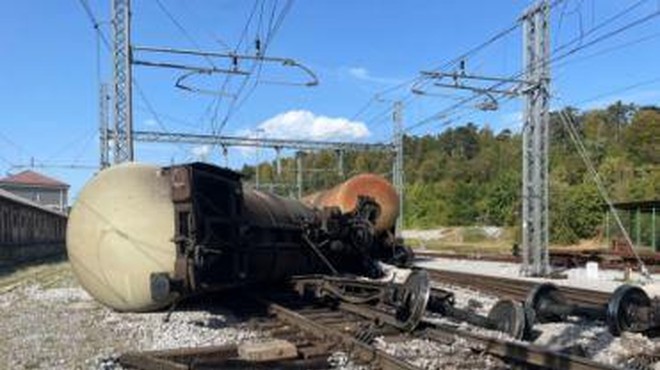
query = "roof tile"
xmin=0 ymin=170 xmax=69 ymax=188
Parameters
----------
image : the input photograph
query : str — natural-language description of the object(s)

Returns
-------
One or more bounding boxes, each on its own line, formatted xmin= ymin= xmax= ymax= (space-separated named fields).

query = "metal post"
xmin=255 ymin=163 xmax=260 ymax=190
xmin=221 ymin=145 xmax=228 ymax=167
xmin=255 ymin=129 xmax=263 ymax=190
xmin=99 ymin=83 xmax=110 ymax=169
xmin=111 ymin=0 xmax=133 ymax=163
xmin=653 ymin=206 xmax=656 ymax=252
xmin=275 ymin=147 xmax=282 ymax=178
xmin=605 ymin=210 xmax=610 ymax=249
xmin=521 ymin=1 xmax=550 ymax=277
xmin=636 ymin=207 xmax=641 ymax=248
xmin=296 ymin=152 xmax=303 ymax=199
xmin=336 ymin=149 xmax=344 ymax=178
xmin=392 ymin=101 xmax=405 ymax=236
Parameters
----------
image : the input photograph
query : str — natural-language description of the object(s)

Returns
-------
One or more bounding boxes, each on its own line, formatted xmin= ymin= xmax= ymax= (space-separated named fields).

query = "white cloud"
xmin=143 ymin=118 xmax=158 ymax=127
xmin=348 ymin=67 xmax=369 ymax=80
xmin=253 ymin=110 xmax=370 ymax=141
xmin=191 ymin=145 xmax=211 ymax=161
xmin=346 ymin=66 xmax=402 ymax=85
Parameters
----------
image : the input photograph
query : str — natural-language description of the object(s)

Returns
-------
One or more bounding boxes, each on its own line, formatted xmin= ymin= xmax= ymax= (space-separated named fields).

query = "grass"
xmin=405 ymin=227 xmax=516 ymax=254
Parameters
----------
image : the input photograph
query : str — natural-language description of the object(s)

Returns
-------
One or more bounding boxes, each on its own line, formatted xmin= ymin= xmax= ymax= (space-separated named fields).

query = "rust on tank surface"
xmin=302 ymin=174 xmax=399 ymax=233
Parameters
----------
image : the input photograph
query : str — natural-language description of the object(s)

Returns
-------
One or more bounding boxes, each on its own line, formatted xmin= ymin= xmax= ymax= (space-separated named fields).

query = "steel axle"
xmin=427 ymin=294 xmax=530 ymax=340
xmin=526 ymin=283 xmax=658 ymax=336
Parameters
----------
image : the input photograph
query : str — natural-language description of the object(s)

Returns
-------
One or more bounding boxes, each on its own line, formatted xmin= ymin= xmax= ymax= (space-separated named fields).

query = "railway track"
xmin=426 ymin=269 xmax=612 ymax=307
xmin=415 ymin=250 xmax=660 ymax=274
xmin=119 ymin=288 xmax=618 ymax=370
xmin=120 ymin=291 xmax=419 ymax=370
xmin=0 ymin=259 xmax=69 ymax=294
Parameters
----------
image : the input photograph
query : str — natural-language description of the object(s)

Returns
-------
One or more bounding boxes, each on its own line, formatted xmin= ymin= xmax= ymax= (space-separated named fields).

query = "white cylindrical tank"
xmin=66 ymin=163 xmax=177 ymax=311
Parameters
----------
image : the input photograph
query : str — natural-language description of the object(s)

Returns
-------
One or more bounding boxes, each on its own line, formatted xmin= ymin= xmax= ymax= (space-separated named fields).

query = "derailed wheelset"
xmin=292 ymin=271 xmax=659 ymax=341
xmin=290 ymin=269 xmax=533 ymax=340
xmin=525 ymin=282 xmax=659 ymax=336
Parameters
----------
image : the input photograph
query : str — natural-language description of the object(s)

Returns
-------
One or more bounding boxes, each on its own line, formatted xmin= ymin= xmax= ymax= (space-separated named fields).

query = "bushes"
xmin=242 ymin=103 xmax=658 ymax=244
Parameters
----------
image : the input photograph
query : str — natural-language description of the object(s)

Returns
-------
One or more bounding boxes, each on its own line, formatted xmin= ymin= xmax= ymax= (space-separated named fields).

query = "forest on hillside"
xmin=242 ymin=102 xmax=659 ymax=244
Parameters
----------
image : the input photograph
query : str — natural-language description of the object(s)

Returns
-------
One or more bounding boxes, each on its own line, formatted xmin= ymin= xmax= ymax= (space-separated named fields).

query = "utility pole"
xmin=275 ymin=147 xmax=282 ymax=178
xmin=413 ymin=0 xmax=551 ymax=276
xmin=221 ymin=145 xmax=229 ymax=167
xmin=336 ymin=149 xmax=344 ymax=178
xmin=296 ymin=151 xmax=304 ymax=199
xmin=111 ymin=0 xmax=133 ymax=163
xmin=255 ymin=128 xmax=264 ymax=189
xmin=392 ymin=101 xmax=405 ymax=236
xmin=521 ymin=0 xmax=551 ymax=277
xmin=99 ymin=83 xmax=110 ymax=169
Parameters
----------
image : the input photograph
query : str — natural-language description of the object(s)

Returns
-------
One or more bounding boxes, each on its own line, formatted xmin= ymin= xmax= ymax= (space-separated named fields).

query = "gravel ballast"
xmin=3 ymin=261 xmax=660 ymax=369
xmin=0 ymin=262 xmax=263 ymax=369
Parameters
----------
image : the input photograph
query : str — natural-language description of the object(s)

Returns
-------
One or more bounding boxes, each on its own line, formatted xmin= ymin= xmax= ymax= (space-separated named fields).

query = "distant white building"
xmin=0 ymin=170 xmax=69 ymax=212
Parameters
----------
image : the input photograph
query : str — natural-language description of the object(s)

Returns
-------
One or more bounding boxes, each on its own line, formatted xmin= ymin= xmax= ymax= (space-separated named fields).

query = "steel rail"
xmin=425 ymin=269 xmax=611 ymax=306
xmin=263 ymin=299 xmax=419 ymax=370
xmin=117 ymin=283 xmax=623 ymax=370
xmin=415 ymin=250 xmax=660 ymax=273
xmin=337 ymin=296 xmax=618 ymax=370
xmin=422 ymin=321 xmax=619 ymax=370
xmin=119 ymin=344 xmax=239 ymax=370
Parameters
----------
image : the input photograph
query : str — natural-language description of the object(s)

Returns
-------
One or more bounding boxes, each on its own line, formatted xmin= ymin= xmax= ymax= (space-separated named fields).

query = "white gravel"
xmin=534 ymin=322 xmax=660 ymax=368
xmin=375 ymin=336 xmax=508 ymax=369
xmin=431 ymin=278 xmax=660 ymax=369
xmin=0 ymin=264 xmax=265 ymax=370
xmin=5 ymin=260 xmax=660 ymax=370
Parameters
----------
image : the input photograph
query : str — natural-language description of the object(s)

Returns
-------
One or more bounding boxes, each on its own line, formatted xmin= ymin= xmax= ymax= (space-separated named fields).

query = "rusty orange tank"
xmin=302 ymin=174 xmax=399 ymax=233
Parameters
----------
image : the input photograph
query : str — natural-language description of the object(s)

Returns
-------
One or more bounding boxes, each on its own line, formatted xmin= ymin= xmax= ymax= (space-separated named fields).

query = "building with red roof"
xmin=0 ymin=170 xmax=69 ymax=212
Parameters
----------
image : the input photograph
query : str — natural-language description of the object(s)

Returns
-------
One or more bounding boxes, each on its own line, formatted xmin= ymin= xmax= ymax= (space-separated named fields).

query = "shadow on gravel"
xmin=166 ymin=290 xmax=263 ymax=328
xmin=0 ymin=252 xmax=68 ymax=279
xmin=544 ymin=321 xmax=614 ymax=360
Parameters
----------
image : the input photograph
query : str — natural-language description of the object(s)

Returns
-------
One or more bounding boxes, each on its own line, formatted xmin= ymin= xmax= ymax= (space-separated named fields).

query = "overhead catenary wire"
xmin=206 ymin=0 xmax=263 ymax=135
xmin=213 ymin=0 xmax=295 ymax=135
xmin=348 ymin=0 xmax=565 ymax=128
xmin=409 ymin=0 xmax=653 ymax=131
xmin=356 ymin=2 xmax=575 ymax=136
xmin=154 ymin=0 xmax=218 ymax=68
xmin=0 ymin=130 xmax=31 ymax=161
xmin=552 ymin=29 xmax=660 ymax=80
xmin=177 ymin=1 xmax=232 ymax=51
xmin=403 ymin=1 xmax=660 ymax=135
xmin=76 ymin=0 xmax=192 ymax=156
xmin=572 ymin=75 xmax=660 ymax=107
xmin=555 ymin=100 xmax=651 ymax=280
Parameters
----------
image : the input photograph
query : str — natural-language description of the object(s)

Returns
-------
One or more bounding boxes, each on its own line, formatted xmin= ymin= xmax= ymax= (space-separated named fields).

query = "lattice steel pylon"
xmin=521 ymin=1 xmax=551 ymax=277
xmin=111 ymin=0 xmax=133 ymax=163
xmin=99 ymin=83 xmax=110 ymax=169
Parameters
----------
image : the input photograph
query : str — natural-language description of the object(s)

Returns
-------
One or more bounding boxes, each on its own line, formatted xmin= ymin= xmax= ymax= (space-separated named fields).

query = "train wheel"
xmin=607 ymin=284 xmax=651 ymax=336
xmin=525 ymin=283 xmax=567 ymax=323
xmin=487 ymin=299 xmax=530 ymax=340
xmin=394 ymin=269 xmax=430 ymax=331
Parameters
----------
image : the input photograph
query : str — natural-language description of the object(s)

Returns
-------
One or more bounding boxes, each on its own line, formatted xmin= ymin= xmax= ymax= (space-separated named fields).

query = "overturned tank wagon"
xmin=302 ymin=173 xmax=413 ymax=265
xmin=66 ymin=162 xmax=413 ymax=312
xmin=302 ymin=173 xmax=399 ymax=233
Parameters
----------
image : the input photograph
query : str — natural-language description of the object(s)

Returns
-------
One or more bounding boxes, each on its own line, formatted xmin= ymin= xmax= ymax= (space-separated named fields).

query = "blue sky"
xmin=1 ymin=0 xmax=659 ymax=200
